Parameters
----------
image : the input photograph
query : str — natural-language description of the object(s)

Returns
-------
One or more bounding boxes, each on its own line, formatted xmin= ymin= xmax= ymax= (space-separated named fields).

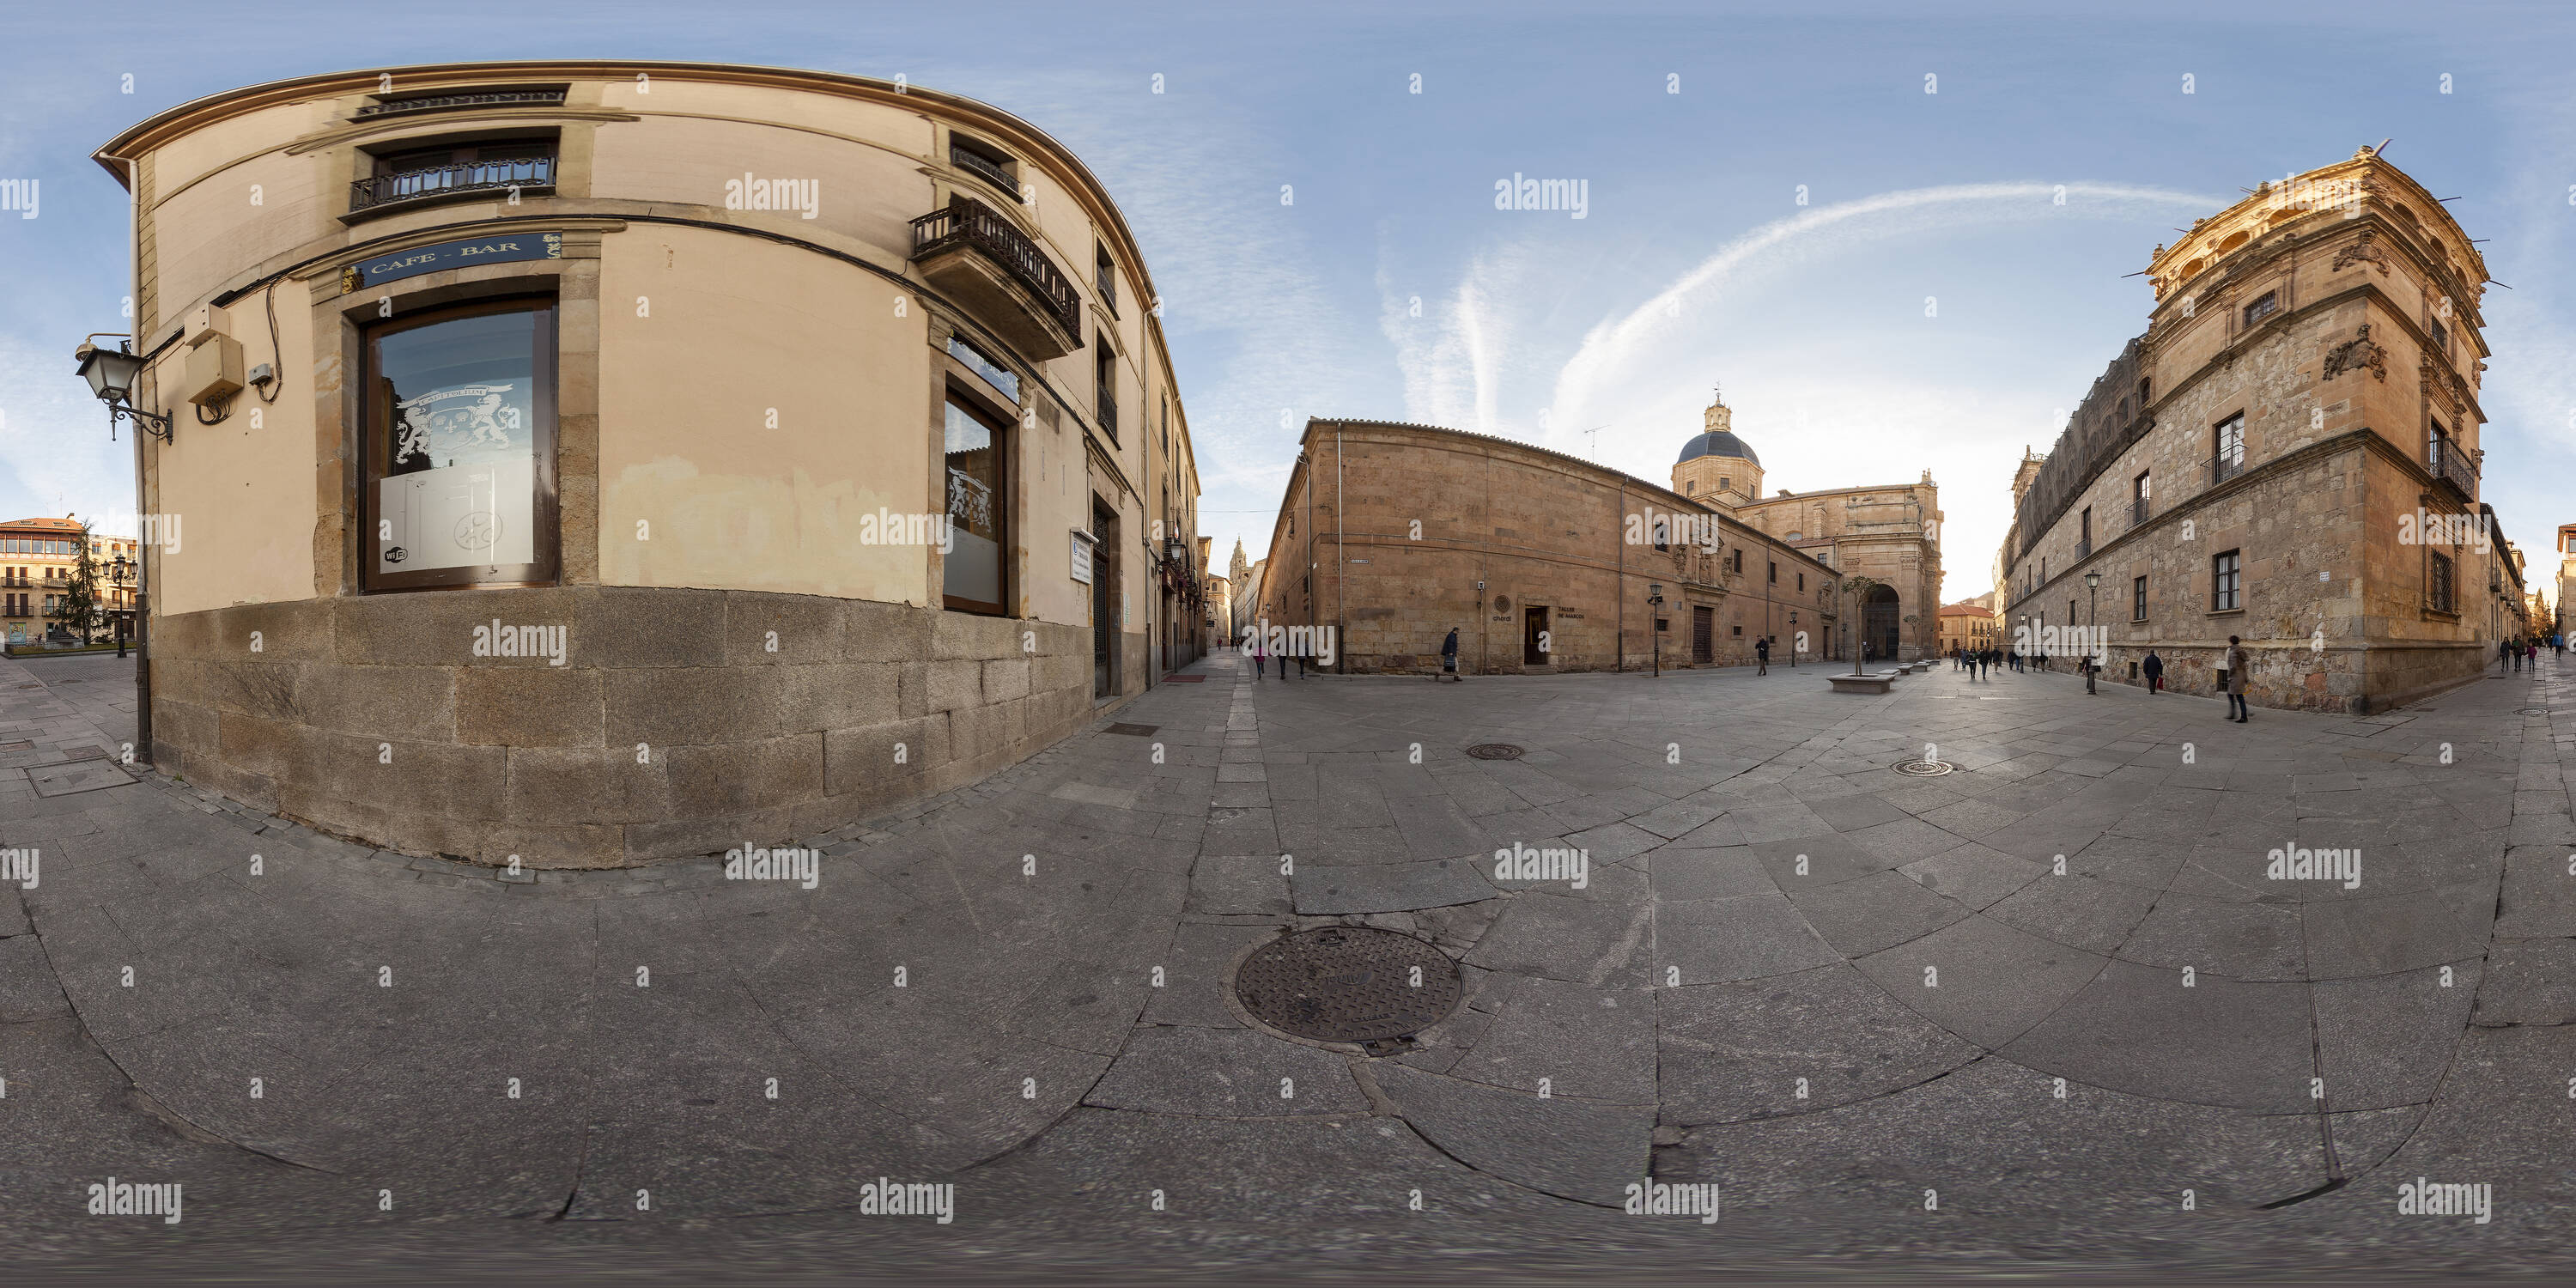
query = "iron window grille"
xmin=950 ymin=138 xmax=1022 ymax=200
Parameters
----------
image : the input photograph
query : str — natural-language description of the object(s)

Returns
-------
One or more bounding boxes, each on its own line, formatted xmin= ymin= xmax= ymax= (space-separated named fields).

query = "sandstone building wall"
xmin=1254 ymin=422 xmax=1842 ymax=675
xmin=2002 ymin=148 xmax=2504 ymax=714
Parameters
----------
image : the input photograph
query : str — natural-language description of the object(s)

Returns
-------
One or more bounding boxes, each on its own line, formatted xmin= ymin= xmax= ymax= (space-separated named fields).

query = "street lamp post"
xmin=2083 ymin=570 xmax=2102 ymax=695
xmin=1647 ymin=583 xmax=1664 ymax=678
xmin=74 ymin=336 xmax=167 ymax=765
xmin=109 ymin=553 xmax=132 ymax=658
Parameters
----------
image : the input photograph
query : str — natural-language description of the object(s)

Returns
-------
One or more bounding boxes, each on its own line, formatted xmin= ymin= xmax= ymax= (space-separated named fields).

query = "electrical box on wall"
xmin=182 ymin=331 xmax=245 ymax=406
xmin=183 ymin=301 xmax=244 ymax=407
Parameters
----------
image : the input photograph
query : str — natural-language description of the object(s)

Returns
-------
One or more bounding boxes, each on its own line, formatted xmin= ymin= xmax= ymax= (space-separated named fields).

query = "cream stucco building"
xmin=94 ymin=60 xmax=1200 ymax=867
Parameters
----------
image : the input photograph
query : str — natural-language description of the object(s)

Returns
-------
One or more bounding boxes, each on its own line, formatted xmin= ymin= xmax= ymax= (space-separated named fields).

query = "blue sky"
xmin=3 ymin=0 xmax=2571 ymax=599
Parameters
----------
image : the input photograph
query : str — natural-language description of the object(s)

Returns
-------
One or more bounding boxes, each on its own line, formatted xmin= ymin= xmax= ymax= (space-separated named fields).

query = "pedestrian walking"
xmin=2007 ymin=647 xmax=2020 ymax=672
xmin=1439 ymin=627 xmax=1460 ymax=682
xmin=1249 ymin=629 xmax=1267 ymax=679
xmin=1756 ymin=635 xmax=1771 ymax=675
xmin=2224 ymin=635 xmax=2251 ymax=722
xmin=2500 ymin=639 xmax=2514 ymax=673
xmin=2142 ymin=647 xmax=2164 ymax=695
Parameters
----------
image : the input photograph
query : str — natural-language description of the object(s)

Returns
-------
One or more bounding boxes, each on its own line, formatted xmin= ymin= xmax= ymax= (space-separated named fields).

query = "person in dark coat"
xmin=2142 ymin=648 xmax=2163 ymax=694
xmin=2224 ymin=635 xmax=2251 ymax=721
xmin=1755 ymin=635 xmax=1770 ymax=675
xmin=1440 ymin=627 xmax=1460 ymax=682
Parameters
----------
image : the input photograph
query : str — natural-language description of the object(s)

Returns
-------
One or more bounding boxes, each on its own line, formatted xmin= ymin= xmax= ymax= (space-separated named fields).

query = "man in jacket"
xmin=2142 ymin=648 xmax=2163 ymax=695
xmin=1755 ymin=635 xmax=1770 ymax=675
xmin=1440 ymin=627 xmax=1460 ymax=682
xmin=2224 ymin=635 xmax=2251 ymax=722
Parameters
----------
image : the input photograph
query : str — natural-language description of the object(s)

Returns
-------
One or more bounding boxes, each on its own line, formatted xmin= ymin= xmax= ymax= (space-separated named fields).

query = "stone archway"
xmin=1864 ymin=584 xmax=1900 ymax=661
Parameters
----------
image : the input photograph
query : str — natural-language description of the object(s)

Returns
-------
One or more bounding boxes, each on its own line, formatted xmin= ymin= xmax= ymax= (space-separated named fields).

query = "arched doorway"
xmin=1864 ymin=585 xmax=1900 ymax=661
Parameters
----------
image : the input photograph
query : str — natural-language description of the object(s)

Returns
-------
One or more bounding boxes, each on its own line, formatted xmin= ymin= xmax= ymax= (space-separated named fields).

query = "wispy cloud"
xmin=1545 ymin=182 xmax=2224 ymax=445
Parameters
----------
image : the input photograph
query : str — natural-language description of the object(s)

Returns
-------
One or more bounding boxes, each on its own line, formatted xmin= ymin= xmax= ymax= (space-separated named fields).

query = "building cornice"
xmin=90 ymin=60 xmax=1171 ymax=339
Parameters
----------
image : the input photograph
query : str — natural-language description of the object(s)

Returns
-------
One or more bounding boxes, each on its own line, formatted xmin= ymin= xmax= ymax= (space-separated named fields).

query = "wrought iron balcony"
xmin=1098 ymin=392 xmax=1118 ymax=440
xmin=911 ymin=197 xmax=1083 ymax=361
xmin=2208 ymin=451 xmax=2246 ymax=487
xmin=2132 ymin=496 xmax=2149 ymax=527
xmin=950 ymin=145 xmax=1022 ymax=200
xmin=351 ymin=155 xmax=555 ymax=212
xmin=2075 ymin=537 xmax=2092 ymax=559
xmin=2430 ymin=443 xmax=2478 ymax=499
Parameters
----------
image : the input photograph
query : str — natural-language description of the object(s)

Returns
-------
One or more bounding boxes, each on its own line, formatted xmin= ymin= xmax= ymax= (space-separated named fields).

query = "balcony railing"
xmin=911 ymin=197 xmax=1084 ymax=342
xmin=2132 ymin=496 xmax=2149 ymax=527
xmin=951 ymin=146 xmax=1022 ymax=200
xmin=355 ymin=89 xmax=566 ymax=118
xmin=2430 ymin=443 xmax=2478 ymax=498
xmin=2208 ymin=452 xmax=2245 ymax=487
xmin=351 ymin=155 xmax=556 ymax=211
xmin=1098 ymin=392 xmax=1119 ymax=439
xmin=1098 ymin=271 xmax=1117 ymax=316
xmin=2075 ymin=537 xmax=2092 ymax=559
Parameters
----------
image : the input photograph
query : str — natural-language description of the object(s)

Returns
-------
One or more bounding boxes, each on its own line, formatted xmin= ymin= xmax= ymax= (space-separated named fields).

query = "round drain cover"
xmin=1232 ymin=927 xmax=1462 ymax=1048
xmin=1467 ymin=743 xmax=1526 ymax=760
xmin=1893 ymin=759 xmax=1955 ymax=776
xmin=2518 ymin=707 xmax=2549 ymax=716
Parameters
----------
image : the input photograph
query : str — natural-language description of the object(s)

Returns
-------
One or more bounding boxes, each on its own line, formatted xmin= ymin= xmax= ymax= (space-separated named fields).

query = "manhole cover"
xmin=1231 ymin=927 xmax=1462 ymax=1051
xmin=1466 ymin=744 xmax=1525 ymax=760
xmin=1893 ymin=759 xmax=1955 ymax=777
xmin=1103 ymin=722 xmax=1157 ymax=736
xmin=2520 ymin=708 xmax=2549 ymax=716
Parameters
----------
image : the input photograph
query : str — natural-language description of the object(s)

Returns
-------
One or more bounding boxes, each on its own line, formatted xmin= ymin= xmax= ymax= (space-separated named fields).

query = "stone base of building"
xmin=145 ymin=586 xmax=1124 ymax=869
xmin=2088 ymin=640 xmax=2491 ymax=714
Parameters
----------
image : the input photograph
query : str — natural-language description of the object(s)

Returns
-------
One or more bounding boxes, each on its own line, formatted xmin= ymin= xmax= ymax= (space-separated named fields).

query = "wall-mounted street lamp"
xmin=1647 ymin=582 xmax=1665 ymax=678
xmin=75 ymin=337 xmax=173 ymax=443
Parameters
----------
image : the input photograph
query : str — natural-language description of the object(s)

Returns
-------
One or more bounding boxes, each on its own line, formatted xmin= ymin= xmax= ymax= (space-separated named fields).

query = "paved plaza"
xmin=4 ymin=647 xmax=2573 ymax=1278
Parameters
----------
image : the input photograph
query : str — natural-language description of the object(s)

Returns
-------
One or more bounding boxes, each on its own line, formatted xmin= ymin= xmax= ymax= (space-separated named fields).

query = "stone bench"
xmin=1829 ymin=673 xmax=1896 ymax=695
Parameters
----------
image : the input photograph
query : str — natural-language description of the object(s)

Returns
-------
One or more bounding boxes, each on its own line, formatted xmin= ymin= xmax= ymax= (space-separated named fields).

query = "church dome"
xmin=1676 ymin=431 xmax=1759 ymax=466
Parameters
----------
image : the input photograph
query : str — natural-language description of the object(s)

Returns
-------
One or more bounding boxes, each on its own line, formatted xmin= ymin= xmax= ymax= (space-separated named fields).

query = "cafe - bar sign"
xmin=340 ymin=233 xmax=562 ymax=294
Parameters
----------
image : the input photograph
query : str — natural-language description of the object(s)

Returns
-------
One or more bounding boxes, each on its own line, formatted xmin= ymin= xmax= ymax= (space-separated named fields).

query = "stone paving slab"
xmin=5 ymin=647 xmax=2574 ymax=1272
